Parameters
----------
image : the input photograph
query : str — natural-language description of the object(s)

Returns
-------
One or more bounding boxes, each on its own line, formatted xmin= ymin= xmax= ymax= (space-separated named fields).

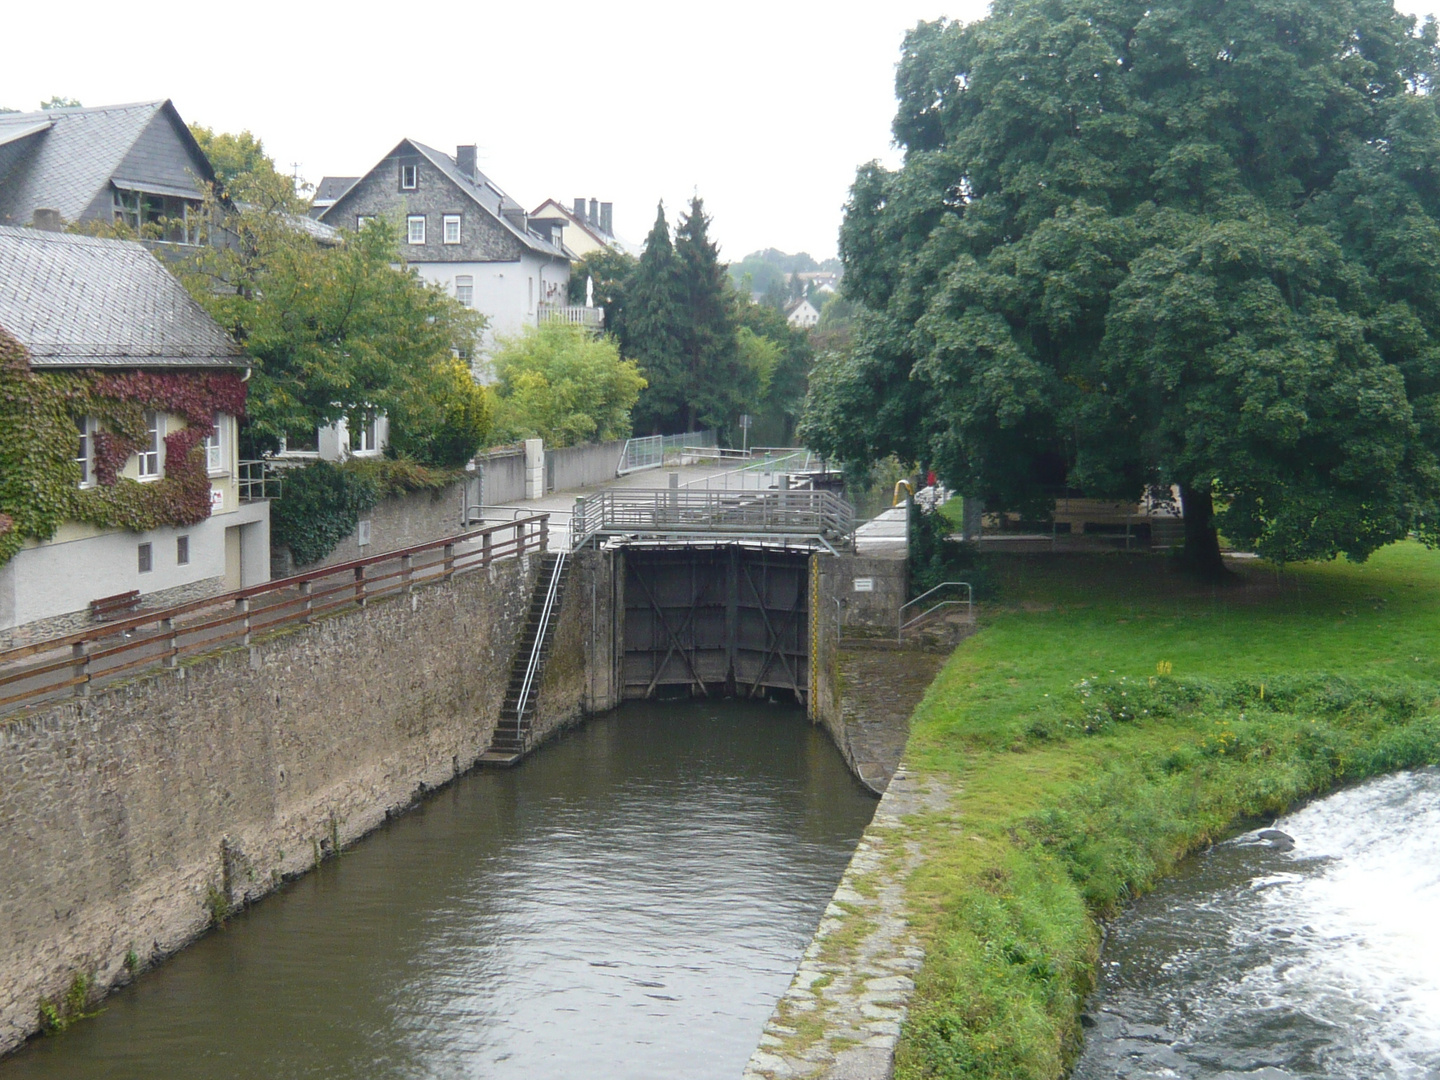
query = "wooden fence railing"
xmin=0 ymin=514 xmax=550 ymax=716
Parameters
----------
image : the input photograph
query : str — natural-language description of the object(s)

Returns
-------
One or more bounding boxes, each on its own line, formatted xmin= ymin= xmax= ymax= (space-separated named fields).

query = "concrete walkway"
xmin=743 ymin=766 xmax=953 ymax=1080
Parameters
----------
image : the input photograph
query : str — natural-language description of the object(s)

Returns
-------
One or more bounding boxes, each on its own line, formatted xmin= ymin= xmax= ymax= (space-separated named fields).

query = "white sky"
xmin=3 ymin=0 xmax=1437 ymax=261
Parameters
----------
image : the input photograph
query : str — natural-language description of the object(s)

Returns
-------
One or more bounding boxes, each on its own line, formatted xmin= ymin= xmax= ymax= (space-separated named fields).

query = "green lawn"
xmin=894 ymin=543 xmax=1440 ymax=1080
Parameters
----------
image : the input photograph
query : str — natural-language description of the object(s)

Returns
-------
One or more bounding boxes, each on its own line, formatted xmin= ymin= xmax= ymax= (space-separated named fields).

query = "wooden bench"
xmin=90 ymin=590 xmax=141 ymax=622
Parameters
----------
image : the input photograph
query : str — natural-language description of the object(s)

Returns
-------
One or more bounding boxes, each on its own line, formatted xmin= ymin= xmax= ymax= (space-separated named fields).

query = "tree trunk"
xmin=1177 ymin=482 xmax=1229 ymax=579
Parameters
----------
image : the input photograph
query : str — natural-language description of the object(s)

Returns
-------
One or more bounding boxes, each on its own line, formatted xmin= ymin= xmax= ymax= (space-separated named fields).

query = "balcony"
xmin=538 ymin=304 xmax=604 ymax=330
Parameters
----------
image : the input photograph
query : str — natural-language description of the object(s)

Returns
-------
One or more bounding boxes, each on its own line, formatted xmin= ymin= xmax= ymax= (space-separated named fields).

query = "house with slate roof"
xmin=0 ymin=100 xmax=217 ymax=243
xmin=317 ymin=141 xmax=572 ymax=365
xmin=0 ymin=226 xmax=271 ymax=646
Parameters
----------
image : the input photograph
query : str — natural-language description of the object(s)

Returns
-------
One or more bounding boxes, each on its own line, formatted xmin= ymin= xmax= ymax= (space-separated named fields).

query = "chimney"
xmin=573 ymin=197 xmax=586 ymax=220
xmin=589 ymin=198 xmax=599 ymax=226
xmin=31 ymin=208 xmax=63 ymax=232
xmin=600 ymin=202 xmax=613 ymax=236
xmin=456 ymin=145 xmax=477 ymax=179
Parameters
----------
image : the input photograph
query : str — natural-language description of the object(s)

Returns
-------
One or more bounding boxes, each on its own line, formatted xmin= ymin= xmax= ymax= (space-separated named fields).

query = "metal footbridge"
xmin=569 ymin=488 xmax=856 ymax=552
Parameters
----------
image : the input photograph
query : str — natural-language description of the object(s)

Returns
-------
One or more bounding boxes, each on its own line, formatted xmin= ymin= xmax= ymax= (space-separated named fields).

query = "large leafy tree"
xmin=488 ymin=321 xmax=646 ymax=447
xmin=566 ymin=247 xmax=637 ymax=346
xmin=175 ymin=170 xmax=486 ymax=460
xmin=807 ymin=0 xmax=1440 ymax=573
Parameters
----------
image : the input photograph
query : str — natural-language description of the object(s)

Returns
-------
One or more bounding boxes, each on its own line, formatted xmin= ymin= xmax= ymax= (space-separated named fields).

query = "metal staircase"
xmin=481 ymin=551 xmax=569 ymax=765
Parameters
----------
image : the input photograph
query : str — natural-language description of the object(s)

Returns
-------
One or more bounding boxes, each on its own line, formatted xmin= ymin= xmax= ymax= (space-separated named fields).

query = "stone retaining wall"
xmin=0 ymin=554 xmax=587 ymax=1056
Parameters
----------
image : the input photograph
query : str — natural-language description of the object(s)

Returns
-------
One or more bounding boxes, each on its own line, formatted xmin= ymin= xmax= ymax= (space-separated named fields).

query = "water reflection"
xmin=1 ymin=700 xmax=876 ymax=1080
xmin=1073 ymin=768 xmax=1440 ymax=1080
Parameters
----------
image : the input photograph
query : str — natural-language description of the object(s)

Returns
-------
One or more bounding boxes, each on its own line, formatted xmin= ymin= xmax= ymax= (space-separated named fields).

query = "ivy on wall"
xmin=0 ymin=330 xmax=247 ymax=564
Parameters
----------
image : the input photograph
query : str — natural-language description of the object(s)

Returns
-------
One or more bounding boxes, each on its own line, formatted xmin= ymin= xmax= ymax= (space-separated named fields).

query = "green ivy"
xmin=269 ymin=461 xmax=378 ymax=567
xmin=269 ymin=457 xmax=466 ymax=567
xmin=0 ymin=332 xmax=248 ymax=565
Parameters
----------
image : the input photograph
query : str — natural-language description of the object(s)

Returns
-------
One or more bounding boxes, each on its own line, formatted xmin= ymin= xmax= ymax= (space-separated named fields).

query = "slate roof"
xmin=0 ymin=101 xmax=214 ymax=227
xmin=313 ymin=176 xmax=357 ymax=202
xmin=0 ymin=225 xmax=245 ymax=368
xmin=321 ymin=140 xmax=568 ymax=260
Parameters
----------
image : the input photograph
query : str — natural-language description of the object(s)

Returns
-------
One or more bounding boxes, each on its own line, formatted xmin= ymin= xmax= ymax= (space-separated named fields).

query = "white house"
xmin=317 ymin=141 xmax=572 ymax=370
xmin=786 ymin=297 xmax=821 ymax=329
xmin=0 ymin=226 xmax=271 ymax=646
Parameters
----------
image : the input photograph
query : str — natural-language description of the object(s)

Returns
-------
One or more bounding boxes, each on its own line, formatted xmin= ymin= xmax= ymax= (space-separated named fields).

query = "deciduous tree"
xmin=810 ymin=0 xmax=1440 ymax=574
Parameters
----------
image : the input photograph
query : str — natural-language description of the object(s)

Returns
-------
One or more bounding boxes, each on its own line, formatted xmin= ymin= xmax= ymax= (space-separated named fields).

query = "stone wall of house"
xmin=0 ymin=552 xmax=591 ymax=1056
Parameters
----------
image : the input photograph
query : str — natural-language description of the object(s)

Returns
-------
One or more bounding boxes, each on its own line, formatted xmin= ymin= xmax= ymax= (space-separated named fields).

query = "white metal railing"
xmin=679 ymin=449 xmax=826 ymax=491
xmin=898 ymin=581 xmax=973 ymax=642
xmin=538 ymin=304 xmax=604 ymax=328
xmin=237 ymin=459 xmax=284 ymax=501
xmin=515 ymin=551 xmax=567 ymax=729
xmin=616 ymin=430 xmax=717 ymax=475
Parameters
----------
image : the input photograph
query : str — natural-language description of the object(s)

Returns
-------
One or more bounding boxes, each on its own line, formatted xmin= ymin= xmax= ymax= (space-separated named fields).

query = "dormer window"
xmin=400 ymin=164 xmax=418 ymax=190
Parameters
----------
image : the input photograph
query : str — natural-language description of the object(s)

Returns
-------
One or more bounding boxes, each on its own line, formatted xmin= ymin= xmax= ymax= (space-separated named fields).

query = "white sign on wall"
xmin=853 ymin=578 xmax=874 ymax=592
xmin=210 ymin=488 xmax=223 ymax=512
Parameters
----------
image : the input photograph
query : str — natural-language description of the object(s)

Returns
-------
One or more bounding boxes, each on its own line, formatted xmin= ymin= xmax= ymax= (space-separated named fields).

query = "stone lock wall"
xmin=0 ymin=553 xmax=594 ymax=1056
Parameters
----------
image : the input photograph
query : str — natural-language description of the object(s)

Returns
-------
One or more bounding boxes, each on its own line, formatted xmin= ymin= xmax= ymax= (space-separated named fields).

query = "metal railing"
xmin=679 ymin=449 xmax=828 ymax=491
xmin=0 ymin=515 xmax=550 ymax=716
xmin=515 ymin=550 xmax=567 ymax=729
xmin=616 ymin=431 xmax=717 ymax=475
xmin=898 ymin=581 xmax=973 ymax=642
xmin=571 ymin=488 xmax=854 ymax=549
xmin=237 ymin=459 xmax=284 ymax=501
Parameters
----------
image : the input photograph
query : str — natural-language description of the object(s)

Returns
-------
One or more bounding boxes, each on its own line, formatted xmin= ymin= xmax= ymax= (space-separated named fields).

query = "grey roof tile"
xmin=0 ymin=225 xmax=244 ymax=368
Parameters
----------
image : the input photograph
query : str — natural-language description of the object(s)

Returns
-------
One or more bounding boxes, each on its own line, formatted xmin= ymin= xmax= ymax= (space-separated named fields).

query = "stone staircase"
xmin=480 ymin=551 xmax=569 ymax=766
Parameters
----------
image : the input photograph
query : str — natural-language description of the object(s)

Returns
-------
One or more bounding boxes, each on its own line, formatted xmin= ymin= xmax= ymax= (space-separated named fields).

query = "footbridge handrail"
xmin=571 ymin=488 xmax=855 ymax=549
xmin=0 ymin=514 xmax=551 ymax=716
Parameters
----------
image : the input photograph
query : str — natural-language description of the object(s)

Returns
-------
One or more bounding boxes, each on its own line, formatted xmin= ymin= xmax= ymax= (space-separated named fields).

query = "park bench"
xmin=90 ymin=590 xmax=141 ymax=622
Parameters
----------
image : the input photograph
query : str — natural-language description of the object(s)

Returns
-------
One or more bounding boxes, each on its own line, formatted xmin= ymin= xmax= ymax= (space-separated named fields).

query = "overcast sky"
xmin=4 ymin=0 xmax=1438 ymax=261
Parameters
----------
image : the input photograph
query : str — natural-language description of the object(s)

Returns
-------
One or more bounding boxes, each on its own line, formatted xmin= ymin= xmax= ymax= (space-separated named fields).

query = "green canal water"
xmin=0 ymin=700 xmax=877 ymax=1080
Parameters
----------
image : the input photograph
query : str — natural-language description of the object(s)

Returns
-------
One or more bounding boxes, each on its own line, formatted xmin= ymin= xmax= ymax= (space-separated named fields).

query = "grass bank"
xmin=895 ymin=543 xmax=1440 ymax=1079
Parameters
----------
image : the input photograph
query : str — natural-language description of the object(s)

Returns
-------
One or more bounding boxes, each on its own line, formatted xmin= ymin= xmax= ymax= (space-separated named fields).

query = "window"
xmin=112 ymin=190 xmax=199 ymax=244
xmin=176 ymin=535 xmax=190 ymax=565
xmin=75 ymin=415 xmax=96 ymax=487
xmin=137 ymin=543 xmax=153 ymax=573
xmin=138 ymin=410 xmax=162 ymax=479
xmin=350 ymin=414 xmax=378 ymax=455
xmin=407 ymin=215 xmax=426 ymax=245
xmin=400 ymin=164 xmax=418 ymax=190
xmin=455 ymin=275 xmax=473 ymax=307
xmin=443 ymin=214 xmax=461 ymax=244
xmin=528 ymin=276 xmax=534 ymax=310
xmin=357 ymin=215 xmax=375 ymax=230
xmin=204 ymin=413 xmax=225 ymax=474
xmin=281 ymin=428 xmax=319 ymax=455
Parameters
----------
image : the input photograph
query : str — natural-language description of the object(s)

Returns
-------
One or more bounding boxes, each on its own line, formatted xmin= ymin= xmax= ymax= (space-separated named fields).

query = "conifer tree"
xmin=626 ymin=203 xmax=688 ymax=433
xmin=673 ymin=196 xmax=750 ymax=433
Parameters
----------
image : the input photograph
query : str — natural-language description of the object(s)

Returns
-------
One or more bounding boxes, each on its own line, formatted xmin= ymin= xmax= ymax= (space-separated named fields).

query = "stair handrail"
xmin=898 ymin=581 xmax=973 ymax=642
xmin=515 ymin=551 xmax=567 ymax=729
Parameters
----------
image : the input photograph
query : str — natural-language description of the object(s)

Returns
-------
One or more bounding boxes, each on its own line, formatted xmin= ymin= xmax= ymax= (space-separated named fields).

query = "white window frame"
xmin=443 ymin=214 xmax=461 ymax=244
xmin=407 ymin=215 xmax=426 ymax=245
xmin=349 ymin=414 xmax=379 ymax=457
xmin=455 ymin=275 xmax=474 ymax=307
xmin=400 ymin=164 xmax=418 ymax=190
xmin=204 ymin=413 xmax=226 ymax=475
xmin=357 ymin=215 xmax=375 ymax=230
xmin=138 ymin=410 xmax=163 ymax=480
xmin=75 ymin=415 xmax=97 ymax=488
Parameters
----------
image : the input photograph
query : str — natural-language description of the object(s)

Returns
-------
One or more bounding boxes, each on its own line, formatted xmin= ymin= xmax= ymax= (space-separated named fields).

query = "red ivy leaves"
xmin=95 ymin=371 xmax=247 ymax=427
